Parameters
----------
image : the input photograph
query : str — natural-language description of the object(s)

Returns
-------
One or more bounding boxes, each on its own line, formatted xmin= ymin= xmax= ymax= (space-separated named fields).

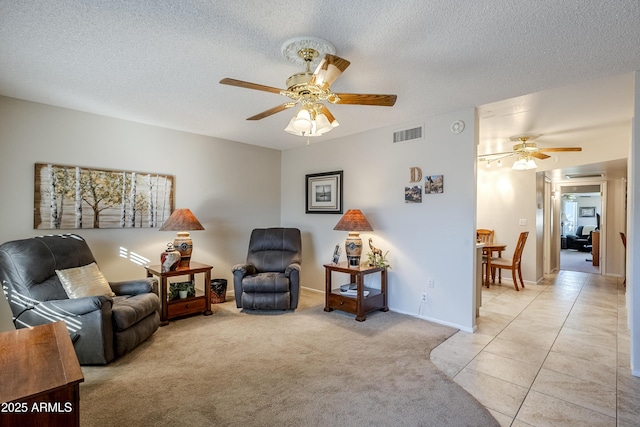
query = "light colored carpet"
xmin=80 ymin=290 xmax=499 ymax=426
xmin=560 ymin=249 xmax=599 ymax=273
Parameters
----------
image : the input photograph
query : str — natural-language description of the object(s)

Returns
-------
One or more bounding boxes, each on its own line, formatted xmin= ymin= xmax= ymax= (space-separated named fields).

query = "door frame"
xmin=547 ymin=179 xmax=606 ymax=274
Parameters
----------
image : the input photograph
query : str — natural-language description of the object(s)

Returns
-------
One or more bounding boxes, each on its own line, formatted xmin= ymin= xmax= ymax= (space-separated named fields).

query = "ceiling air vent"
xmin=565 ymin=173 xmax=605 ymax=179
xmin=393 ymin=125 xmax=424 ymax=143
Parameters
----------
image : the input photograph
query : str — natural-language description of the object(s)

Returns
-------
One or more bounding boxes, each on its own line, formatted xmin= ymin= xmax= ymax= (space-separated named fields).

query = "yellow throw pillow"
xmin=56 ymin=262 xmax=115 ymax=299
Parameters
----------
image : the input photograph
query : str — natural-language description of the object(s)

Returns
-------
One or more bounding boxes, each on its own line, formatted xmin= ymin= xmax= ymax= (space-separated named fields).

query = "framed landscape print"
xmin=34 ymin=163 xmax=174 ymax=229
xmin=305 ymin=170 xmax=343 ymax=214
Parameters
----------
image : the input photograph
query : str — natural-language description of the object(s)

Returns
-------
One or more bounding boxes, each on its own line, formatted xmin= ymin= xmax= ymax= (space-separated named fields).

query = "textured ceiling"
xmin=1 ymin=1 xmax=639 ymax=154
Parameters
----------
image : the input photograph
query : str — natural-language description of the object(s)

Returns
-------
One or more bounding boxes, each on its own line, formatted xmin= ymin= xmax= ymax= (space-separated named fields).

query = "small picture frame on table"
xmin=305 ymin=170 xmax=343 ymax=214
xmin=332 ymin=244 xmax=342 ymax=264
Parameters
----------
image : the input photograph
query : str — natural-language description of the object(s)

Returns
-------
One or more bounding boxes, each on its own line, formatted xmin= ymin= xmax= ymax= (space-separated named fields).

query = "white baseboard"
xmin=392 ymin=307 xmax=475 ymax=333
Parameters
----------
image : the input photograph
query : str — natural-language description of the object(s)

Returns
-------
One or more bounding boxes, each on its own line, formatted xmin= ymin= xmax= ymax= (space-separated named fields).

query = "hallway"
xmin=431 ymin=271 xmax=638 ymax=426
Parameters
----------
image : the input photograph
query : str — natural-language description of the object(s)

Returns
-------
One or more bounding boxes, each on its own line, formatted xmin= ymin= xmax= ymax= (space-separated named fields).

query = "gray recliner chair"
xmin=232 ymin=228 xmax=302 ymax=310
xmin=0 ymin=234 xmax=160 ymax=364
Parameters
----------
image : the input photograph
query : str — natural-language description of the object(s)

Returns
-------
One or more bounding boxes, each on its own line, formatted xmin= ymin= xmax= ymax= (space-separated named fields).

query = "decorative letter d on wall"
xmin=409 ymin=167 xmax=423 ymax=183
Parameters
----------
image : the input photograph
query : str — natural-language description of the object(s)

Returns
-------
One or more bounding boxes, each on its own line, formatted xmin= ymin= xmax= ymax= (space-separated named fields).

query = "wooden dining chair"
xmin=477 ymin=229 xmax=494 ymax=284
xmin=476 ymin=229 xmax=494 ymax=244
xmin=490 ymin=231 xmax=529 ymax=291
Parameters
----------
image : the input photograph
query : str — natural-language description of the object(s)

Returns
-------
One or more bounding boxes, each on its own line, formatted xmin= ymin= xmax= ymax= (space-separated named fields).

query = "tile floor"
xmin=431 ymin=270 xmax=640 ymax=426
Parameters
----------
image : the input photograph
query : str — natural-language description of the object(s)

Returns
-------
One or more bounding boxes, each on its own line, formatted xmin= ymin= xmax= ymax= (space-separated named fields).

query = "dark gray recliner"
xmin=0 ymin=234 xmax=160 ymax=364
xmin=232 ymin=228 xmax=302 ymax=310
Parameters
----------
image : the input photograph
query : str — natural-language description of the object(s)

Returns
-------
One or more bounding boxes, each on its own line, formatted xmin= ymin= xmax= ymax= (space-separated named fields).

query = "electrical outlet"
xmin=421 ymin=291 xmax=427 ymax=302
xmin=427 ymin=277 xmax=434 ymax=288
xmin=519 ymin=219 xmax=527 ymax=226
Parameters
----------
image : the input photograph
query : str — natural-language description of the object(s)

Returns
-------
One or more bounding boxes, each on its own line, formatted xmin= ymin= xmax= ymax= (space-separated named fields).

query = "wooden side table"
xmin=145 ymin=261 xmax=213 ymax=326
xmin=323 ymin=262 xmax=388 ymax=321
xmin=591 ymin=231 xmax=600 ymax=266
xmin=0 ymin=322 xmax=84 ymax=427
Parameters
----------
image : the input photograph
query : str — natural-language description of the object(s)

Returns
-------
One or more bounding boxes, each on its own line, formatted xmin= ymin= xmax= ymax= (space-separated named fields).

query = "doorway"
xmin=559 ymin=184 xmax=602 ymax=273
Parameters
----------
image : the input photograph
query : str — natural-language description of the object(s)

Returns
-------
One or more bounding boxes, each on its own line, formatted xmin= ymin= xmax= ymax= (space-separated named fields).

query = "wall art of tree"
xmin=34 ymin=163 xmax=174 ymax=229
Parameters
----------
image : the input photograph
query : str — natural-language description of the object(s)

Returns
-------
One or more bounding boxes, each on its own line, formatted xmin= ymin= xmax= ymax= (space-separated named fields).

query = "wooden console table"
xmin=145 ymin=261 xmax=213 ymax=326
xmin=0 ymin=321 xmax=84 ymax=427
xmin=324 ymin=262 xmax=388 ymax=321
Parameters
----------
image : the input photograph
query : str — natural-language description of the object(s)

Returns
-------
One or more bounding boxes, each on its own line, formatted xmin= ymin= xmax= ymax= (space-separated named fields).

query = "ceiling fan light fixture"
xmin=292 ymin=108 xmax=313 ymax=132
xmin=313 ymin=112 xmax=338 ymax=134
xmin=512 ymin=158 xmax=527 ymax=170
xmin=284 ymin=107 xmax=338 ymax=137
xmin=512 ymin=156 xmax=537 ymax=170
xmin=222 ymin=37 xmax=396 ymax=140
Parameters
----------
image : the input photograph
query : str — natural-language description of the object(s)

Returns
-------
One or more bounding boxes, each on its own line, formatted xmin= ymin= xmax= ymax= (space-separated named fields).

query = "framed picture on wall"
xmin=579 ymin=206 xmax=596 ymax=217
xmin=305 ymin=170 xmax=343 ymax=214
xmin=34 ymin=163 xmax=174 ymax=229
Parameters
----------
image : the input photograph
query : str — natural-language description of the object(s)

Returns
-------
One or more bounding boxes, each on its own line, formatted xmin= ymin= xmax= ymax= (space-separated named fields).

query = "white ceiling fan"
xmin=479 ymin=135 xmax=582 ymax=170
xmin=219 ymin=37 xmax=397 ymax=138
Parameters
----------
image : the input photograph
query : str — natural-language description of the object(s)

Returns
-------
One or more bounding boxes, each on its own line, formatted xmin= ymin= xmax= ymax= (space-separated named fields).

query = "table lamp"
xmin=159 ymin=208 xmax=204 ymax=267
xmin=333 ymin=209 xmax=373 ymax=267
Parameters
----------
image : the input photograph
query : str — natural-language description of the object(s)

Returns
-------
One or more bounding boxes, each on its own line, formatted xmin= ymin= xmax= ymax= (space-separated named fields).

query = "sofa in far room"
xmin=566 ymin=225 xmax=597 ymax=251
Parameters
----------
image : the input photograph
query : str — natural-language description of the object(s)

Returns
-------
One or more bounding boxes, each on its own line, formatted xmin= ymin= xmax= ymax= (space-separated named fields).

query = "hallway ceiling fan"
xmin=479 ymin=135 xmax=582 ymax=170
xmin=219 ymin=37 xmax=397 ymax=139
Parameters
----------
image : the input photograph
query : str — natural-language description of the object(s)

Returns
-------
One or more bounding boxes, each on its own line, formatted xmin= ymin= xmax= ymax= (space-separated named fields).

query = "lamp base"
xmin=173 ymin=232 xmax=193 ymax=268
xmin=347 ymin=256 xmax=360 ymax=267
xmin=345 ymin=232 xmax=363 ymax=267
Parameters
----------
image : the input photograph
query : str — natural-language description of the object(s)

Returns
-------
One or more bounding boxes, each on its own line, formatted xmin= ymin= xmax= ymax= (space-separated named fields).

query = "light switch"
xmin=519 ymin=219 xmax=527 ymax=226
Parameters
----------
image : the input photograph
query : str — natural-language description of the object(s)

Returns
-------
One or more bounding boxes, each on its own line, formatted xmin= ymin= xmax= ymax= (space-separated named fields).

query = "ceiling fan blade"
xmin=247 ymin=104 xmax=291 ymax=120
xmin=310 ymin=54 xmax=351 ymax=89
xmin=530 ymin=151 xmax=551 ymax=159
xmin=538 ymin=147 xmax=582 ymax=152
xmin=334 ymin=93 xmax=397 ymax=106
xmin=220 ymin=78 xmax=284 ymax=95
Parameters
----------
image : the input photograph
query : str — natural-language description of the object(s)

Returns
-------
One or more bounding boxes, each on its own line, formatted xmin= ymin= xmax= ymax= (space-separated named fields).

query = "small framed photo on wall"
xmin=579 ymin=206 xmax=596 ymax=217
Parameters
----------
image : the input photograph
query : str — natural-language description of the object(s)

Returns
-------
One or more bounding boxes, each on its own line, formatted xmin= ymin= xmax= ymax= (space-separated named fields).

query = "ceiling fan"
xmin=219 ymin=37 xmax=397 ymax=138
xmin=478 ymin=135 xmax=582 ymax=170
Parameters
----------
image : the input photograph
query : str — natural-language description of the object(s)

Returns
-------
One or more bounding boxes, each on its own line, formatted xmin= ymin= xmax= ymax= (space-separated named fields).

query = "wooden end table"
xmin=0 ymin=321 xmax=84 ymax=427
xmin=323 ymin=262 xmax=388 ymax=321
xmin=145 ymin=261 xmax=213 ymax=326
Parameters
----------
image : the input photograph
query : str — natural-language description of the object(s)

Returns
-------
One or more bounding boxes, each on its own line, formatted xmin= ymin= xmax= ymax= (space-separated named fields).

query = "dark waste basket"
xmin=210 ymin=279 xmax=228 ymax=304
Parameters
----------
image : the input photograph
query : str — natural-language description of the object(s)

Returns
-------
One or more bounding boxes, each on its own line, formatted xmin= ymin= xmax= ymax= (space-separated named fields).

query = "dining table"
xmin=482 ymin=243 xmax=507 ymax=287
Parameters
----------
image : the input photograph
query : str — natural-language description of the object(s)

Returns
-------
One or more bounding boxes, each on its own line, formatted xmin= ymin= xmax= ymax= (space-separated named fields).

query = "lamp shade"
xmin=333 ymin=209 xmax=373 ymax=232
xmin=159 ymin=209 xmax=204 ymax=231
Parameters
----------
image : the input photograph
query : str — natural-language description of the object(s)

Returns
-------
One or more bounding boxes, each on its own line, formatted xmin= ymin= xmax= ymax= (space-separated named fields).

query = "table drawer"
xmin=328 ymin=293 xmax=357 ymax=314
xmin=168 ymin=297 xmax=206 ymax=318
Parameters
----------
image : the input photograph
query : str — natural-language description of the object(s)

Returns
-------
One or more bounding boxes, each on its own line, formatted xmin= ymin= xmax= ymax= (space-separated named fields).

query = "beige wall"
xmin=281 ymin=108 xmax=480 ymax=331
xmin=0 ymin=96 xmax=282 ymax=328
